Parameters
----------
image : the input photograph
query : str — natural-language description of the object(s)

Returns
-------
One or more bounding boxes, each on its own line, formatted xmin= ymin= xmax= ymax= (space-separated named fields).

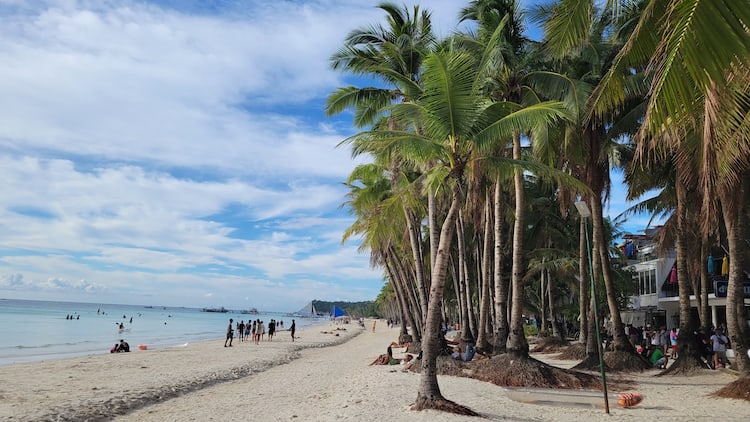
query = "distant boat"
xmin=201 ymin=307 xmax=228 ymax=313
xmin=296 ymin=301 xmax=322 ymax=318
xmin=240 ymin=308 xmax=258 ymax=315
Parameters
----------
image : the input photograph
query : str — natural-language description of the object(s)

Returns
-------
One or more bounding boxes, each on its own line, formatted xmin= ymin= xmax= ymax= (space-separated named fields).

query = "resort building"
xmin=619 ymin=227 xmax=750 ymax=331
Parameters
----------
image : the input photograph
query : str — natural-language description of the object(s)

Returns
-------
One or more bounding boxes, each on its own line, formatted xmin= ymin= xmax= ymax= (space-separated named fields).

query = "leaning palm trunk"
xmin=404 ymin=205 xmax=430 ymax=328
xmin=590 ymin=195 xmax=633 ymax=353
xmin=386 ymin=251 xmax=422 ymax=343
xmin=493 ymin=181 xmax=509 ymax=353
xmin=414 ymin=184 xmax=462 ymax=407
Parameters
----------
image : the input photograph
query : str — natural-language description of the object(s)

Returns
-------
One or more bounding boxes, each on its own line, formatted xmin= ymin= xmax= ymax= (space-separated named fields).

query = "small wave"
xmin=11 ymin=339 xmax=98 ymax=349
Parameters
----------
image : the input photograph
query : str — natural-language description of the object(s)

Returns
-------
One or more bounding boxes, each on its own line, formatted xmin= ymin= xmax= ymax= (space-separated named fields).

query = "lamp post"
xmin=574 ymin=200 xmax=610 ymax=413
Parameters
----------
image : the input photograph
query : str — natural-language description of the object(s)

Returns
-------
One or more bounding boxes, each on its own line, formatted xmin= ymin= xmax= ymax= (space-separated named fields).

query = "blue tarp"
xmin=332 ymin=306 xmax=346 ymax=318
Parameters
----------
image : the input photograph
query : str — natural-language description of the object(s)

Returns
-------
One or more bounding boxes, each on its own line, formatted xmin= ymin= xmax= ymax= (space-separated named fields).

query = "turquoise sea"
xmin=0 ymin=298 xmax=318 ymax=366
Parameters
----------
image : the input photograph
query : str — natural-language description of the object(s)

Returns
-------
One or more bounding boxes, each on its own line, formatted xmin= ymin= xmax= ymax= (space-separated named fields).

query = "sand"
xmin=1 ymin=320 xmax=748 ymax=421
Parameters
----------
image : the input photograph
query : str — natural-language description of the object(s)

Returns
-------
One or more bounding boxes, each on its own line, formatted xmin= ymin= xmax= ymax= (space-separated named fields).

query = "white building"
xmin=619 ymin=228 xmax=750 ymax=331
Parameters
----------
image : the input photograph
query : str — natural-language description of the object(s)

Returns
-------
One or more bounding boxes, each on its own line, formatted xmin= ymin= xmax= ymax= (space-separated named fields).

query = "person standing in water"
xmin=290 ymin=319 xmax=296 ymax=342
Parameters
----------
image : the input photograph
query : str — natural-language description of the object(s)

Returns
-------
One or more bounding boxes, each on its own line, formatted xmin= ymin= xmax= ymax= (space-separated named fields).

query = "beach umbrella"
xmin=721 ymin=256 xmax=729 ymax=277
xmin=707 ymin=256 xmax=715 ymax=274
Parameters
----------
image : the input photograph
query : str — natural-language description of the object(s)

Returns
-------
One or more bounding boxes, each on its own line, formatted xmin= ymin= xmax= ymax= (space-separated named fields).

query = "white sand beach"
xmin=1 ymin=320 xmax=748 ymax=421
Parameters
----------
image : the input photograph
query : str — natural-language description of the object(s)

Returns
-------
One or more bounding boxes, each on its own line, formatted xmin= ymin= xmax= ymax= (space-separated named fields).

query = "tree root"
xmin=661 ymin=356 xmax=710 ymax=375
xmin=556 ymin=343 xmax=587 ymax=360
xmin=412 ymin=396 xmax=480 ymax=416
xmin=466 ymin=354 xmax=620 ymax=390
xmin=712 ymin=376 xmax=750 ymax=401
xmin=603 ymin=350 xmax=651 ymax=372
xmin=530 ymin=337 xmax=570 ymax=353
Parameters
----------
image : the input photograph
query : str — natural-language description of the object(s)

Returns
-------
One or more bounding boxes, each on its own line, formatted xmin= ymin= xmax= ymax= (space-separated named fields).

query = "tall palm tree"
xmin=342 ymin=38 xmax=568 ymax=411
xmin=327 ymin=2 xmax=436 ymax=332
xmin=590 ymin=1 xmax=750 ymax=383
xmin=535 ymin=1 xmax=654 ymax=369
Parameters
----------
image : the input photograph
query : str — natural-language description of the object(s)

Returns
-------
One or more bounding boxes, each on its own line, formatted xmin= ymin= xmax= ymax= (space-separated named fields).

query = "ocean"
xmin=0 ymin=298 xmax=320 ymax=366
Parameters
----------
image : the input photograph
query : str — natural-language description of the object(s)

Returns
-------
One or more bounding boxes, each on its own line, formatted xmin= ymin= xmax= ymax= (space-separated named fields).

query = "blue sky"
xmin=0 ymin=0 xmax=655 ymax=311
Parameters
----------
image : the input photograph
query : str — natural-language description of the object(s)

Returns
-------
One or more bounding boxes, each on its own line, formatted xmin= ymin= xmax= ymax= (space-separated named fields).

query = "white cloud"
xmin=1 ymin=1 xmax=558 ymax=310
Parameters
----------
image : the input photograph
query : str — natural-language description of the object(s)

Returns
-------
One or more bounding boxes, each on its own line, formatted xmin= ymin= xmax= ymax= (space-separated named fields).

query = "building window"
xmin=637 ymin=269 xmax=657 ymax=295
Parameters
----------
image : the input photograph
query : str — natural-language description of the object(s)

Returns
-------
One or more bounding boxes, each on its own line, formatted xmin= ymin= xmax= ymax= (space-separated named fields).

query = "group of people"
xmin=370 ymin=344 xmax=416 ymax=370
xmin=224 ymin=318 xmax=296 ymax=347
xmin=630 ymin=323 xmax=732 ymax=370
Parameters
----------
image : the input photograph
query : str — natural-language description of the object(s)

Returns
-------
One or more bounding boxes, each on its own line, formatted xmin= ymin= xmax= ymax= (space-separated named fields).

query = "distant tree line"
xmin=311 ymin=300 xmax=378 ymax=318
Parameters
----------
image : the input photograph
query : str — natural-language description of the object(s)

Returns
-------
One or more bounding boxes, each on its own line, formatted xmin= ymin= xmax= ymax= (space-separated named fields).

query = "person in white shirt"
xmin=710 ymin=327 xmax=729 ymax=369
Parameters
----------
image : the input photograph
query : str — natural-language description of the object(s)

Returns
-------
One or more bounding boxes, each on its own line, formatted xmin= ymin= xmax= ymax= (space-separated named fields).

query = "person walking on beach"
xmin=267 ymin=319 xmax=275 ymax=341
xmin=372 ymin=320 xmax=376 ymax=332
xmin=238 ymin=320 xmax=245 ymax=342
xmin=224 ymin=318 xmax=234 ymax=347
xmin=290 ymin=319 xmax=296 ymax=342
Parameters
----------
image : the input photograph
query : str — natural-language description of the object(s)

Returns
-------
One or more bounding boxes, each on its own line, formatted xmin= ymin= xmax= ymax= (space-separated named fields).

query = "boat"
xmin=240 ymin=308 xmax=259 ymax=315
xmin=296 ymin=301 xmax=321 ymax=318
xmin=201 ymin=306 xmax=228 ymax=313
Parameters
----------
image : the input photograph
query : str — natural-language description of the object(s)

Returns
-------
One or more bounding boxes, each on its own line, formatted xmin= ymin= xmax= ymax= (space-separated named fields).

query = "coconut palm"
xmin=327 ymin=2 xmax=436 ymax=332
xmin=588 ymin=0 xmax=750 ymax=385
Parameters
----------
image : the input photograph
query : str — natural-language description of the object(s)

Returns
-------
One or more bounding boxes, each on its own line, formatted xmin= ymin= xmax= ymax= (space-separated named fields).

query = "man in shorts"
xmin=224 ymin=318 xmax=234 ymax=347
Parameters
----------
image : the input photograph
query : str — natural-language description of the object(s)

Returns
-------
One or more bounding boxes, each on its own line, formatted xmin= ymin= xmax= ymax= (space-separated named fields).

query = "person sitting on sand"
xmin=370 ymin=345 xmax=399 ymax=365
xmin=389 ymin=341 xmax=410 ymax=349
xmin=401 ymin=354 xmax=417 ymax=371
xmin=111 ymin=339 xmax=130 ymax=353
xmin=648 ymin=345 xmax=667 ymax=369
xmin=451 ymin=343 xmax=476 ymax=362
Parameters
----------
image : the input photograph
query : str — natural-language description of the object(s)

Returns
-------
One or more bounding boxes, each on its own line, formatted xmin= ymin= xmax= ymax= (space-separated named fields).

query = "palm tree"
xmin=589 ymin=0 xmax=750 ymax=385
xmin=327 ymin=2 xmax=436 ymax=333
xmin=535 ymin=0 xmax=656 ymax=370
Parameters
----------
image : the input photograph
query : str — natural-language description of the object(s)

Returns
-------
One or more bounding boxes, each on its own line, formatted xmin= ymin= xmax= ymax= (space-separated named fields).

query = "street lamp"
xmin=574 ymin=200 xmax=610 ymax=414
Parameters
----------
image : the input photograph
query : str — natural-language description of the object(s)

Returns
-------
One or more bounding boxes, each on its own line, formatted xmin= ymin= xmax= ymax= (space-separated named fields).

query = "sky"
xmin=0 ymin=0 xmax=654 ymax=312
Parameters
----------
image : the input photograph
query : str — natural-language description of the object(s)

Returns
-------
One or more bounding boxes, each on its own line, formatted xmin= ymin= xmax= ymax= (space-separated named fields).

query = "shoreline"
xmin=0 ymin=322 xmax=360 ymax=421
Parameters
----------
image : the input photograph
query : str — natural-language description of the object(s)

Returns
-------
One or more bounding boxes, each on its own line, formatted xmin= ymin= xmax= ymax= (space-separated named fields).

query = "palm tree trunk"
xmin=428 ymin=190 xmax=439 ymax=284
xmin=493 ymin=181 xmax=509 ymax=353
xmin=540 ymin=262 xmax=546 ymax=334
xmin=507 ymin=131 xmax=529 ymax=356
xmin=404 ymin=206 xmax=430 ymax=329
xmin=721 ymin=181 xmax=750 ymax=375
xmin=699 ymin=243 xmax=711 ymax=327
xmin=671 ymin=168 xmax=707 ymax=369
xmin=547 ymin=267 xmax=559 ymax=338
xmin=590 ymin=195 xmax=632 ymax=352
xmin=455 ymin=213 xmax=473 ymax=343
xmin=415 ymin=184 xmax=462 ymax=405
xmin=391 ymin=248 xmax=423 ymax=341
xmin=385 ymin=257 xmax=415 ymax=343
xmin=578 ymin=216 xmax=589 ymax=344
xmin=476 ymin=197 xmax=493 ymax=350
